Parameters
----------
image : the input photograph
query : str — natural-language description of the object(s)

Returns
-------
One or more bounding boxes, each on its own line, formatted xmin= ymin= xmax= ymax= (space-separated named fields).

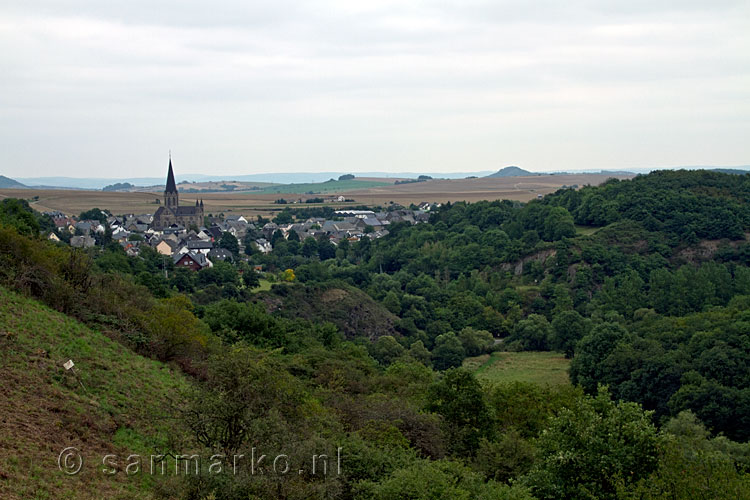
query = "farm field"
xmin=0 ymin=173 xmax=632 ymax=217
xmin=464 ymin=351 xmax=571 ymax=386
xmin=257 ymin=179 xmax=391 ymax=194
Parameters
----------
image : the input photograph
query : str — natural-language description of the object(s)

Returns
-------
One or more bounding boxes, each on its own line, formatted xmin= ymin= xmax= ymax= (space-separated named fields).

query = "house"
xmin=254 ymin=238 xmax=273 ymax=254
xmin=48 ymin=232 xmax=60 ymax=242
xmin=204 ymin=225 xmax=222 ymax=241
xmin=208 ymin=248 xmax=233 ymax=261
xmin=70 ymin=235 xmax=95 ymax=248
xmin=154 ymin=239 xmax=176 ymax=256
xmin=321 ymin=220 xmax=358 ymax=233
xmin=112 ymin=227 xmax=130 ymax=241
xmin=121 ymin=241 xmax=140 ymax=257
xmin=414 ymin=211 xmax=430 ymax=223
xmin=74 ymin=221 xmax=93 ymax=234
xmin=162 ymin=225 xmax=186 ymax=236
xmin=360 ymin=217 xmax=385 ymax=231
xmin=187 ymin=239 xmax=213 ymax=254
xmin=334 ymin=210 xmax=375 ymax=219
xmin=224 ymin=214 xmax=248 ymax=224
xmin=51 ymin=215 xmax=74 ymax=230
xmin=261 ymin=222 xmax=278 ymax=238
xmin=126 ymin=222 xmax=149 ymax=233
xmin=173 ymin=251 xmax=212 ymax=271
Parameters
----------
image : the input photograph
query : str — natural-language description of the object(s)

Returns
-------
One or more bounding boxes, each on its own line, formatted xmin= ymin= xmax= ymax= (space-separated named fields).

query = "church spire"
xmin=164 ymin=153 xmax=179 ymax=209
xmin=165 ymin=154 xmax=177 ymax=194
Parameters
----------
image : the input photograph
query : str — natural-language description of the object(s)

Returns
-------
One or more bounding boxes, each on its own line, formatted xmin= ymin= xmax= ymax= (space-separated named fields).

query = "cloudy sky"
xmin=1 ymin=0 xmax=748 ymax=178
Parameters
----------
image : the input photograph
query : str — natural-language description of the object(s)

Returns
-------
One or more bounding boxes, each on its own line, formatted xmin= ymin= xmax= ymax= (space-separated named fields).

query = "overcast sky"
xmin=1 ymin=0 xmax=749 ymax=178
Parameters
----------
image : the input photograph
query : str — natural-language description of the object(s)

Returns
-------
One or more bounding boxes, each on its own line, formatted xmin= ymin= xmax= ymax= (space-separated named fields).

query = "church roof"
xmin=174 ymin=206 xmax=202 ymax=216
xmin=165 ymin=157 xmax=177 ymax=193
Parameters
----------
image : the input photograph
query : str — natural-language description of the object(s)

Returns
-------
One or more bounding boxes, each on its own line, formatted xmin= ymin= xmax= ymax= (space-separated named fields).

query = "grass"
xmin=574 ymin=224 xmax=601 ymax=236
xmin=464 ymin=351 xmax=571 ymax=386
xmin=0 ymin=286 xmax=190 ymax=499
xmin=251 ymin=278 xmax=273 ymax=292
xmin=258 ymin=179 xmax=391 ymax=194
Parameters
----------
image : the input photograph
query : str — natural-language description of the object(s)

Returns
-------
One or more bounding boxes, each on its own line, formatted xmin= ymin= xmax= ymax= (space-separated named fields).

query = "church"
xmin=152 ymin=157 xmax=204 ymax=230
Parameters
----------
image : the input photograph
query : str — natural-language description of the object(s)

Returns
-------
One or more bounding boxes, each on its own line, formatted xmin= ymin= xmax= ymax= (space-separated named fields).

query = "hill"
xmin=0 ymin=175 xmax=26 ymax=189
xmin=485 ymin=166 xmax=537 ymax=178
xmin=257 ymin=283 xmax=400 ymax=341
xmin=0 ymin=286 xmax=188 ymax=499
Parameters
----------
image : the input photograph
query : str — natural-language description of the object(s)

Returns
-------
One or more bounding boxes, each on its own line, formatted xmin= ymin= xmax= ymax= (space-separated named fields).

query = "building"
xmin=152 ymin=156 xmax=204 ymax=230
xmin=70 ymin=235 xmax=96 ymax=248
xmin=173 ymin=251 xmax=211 ymax=271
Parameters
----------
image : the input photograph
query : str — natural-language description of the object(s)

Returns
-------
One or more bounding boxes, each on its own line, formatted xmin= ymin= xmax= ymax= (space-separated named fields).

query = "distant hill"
xmin=485 ymin=166 xmax=538 ymax=178
xmin=709 ymin=168 xmax=750 ymax=175
xmin=0 ymin=175 xmax=27 ymax=189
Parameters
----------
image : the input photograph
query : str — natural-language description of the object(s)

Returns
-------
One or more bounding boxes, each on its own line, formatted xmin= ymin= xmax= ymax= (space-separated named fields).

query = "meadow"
xmin=464 ymin=351 xmax=571 ymax=386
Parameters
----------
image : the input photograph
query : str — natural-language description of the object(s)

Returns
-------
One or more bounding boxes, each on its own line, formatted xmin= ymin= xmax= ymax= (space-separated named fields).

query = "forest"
xmin=1 ymin=169 xmax=749 ymax=499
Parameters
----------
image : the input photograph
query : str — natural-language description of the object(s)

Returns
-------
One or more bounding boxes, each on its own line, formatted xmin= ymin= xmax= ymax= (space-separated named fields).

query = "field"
xmin=0 ymin=173 xmax=632 ymax=218
xmin=464 ymin=351 xmax=571 ymax=386
xmin=257 ymin=179 xmax=391 ymax=194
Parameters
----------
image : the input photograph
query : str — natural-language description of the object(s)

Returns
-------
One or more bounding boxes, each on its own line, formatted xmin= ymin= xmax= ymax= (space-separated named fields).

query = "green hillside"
xmin=0 ymin=286 xmax=188 ymax=500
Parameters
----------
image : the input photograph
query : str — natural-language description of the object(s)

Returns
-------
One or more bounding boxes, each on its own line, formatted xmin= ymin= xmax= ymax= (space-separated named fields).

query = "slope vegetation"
xmin=0 ymin=286 xmax=187 ymax=500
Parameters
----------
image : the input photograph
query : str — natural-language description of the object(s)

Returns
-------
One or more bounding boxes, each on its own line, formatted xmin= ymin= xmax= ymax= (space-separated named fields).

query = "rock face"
xmin=501 ymin=249 xmax=558 ymax=275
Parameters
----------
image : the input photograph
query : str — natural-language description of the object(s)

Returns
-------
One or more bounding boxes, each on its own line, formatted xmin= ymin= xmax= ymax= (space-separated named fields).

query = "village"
xmin=43 ymin=205 xmax=434 ymax=272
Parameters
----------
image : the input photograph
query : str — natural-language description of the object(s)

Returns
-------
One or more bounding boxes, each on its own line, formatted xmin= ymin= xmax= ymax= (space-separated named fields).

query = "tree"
xmin=457 ymin=327 xmax=494 ymax=357
xmin=243 ymin=233 xmax=258 ymax=256
xmin=370 ymin=335 xmax=406 ymax=366
xmin=273 ymin=210 xmax=293 ymax=224
xmin=569 ymin=322 xmax=627 ymax=393
xmin=338 ymin=174 xmax=355 ymax=181
xmin=77 ymin=207 xmax=108 ymax=224
xmin=525 ymin=387 xmax=660 ymax=500
xmin=0 ymin=198 xmax=41 ymax=236
xmin=184 ymin=347 xmax=304 ymax=457
xmin=218 ymin=232 xmax=239 ymax=255
xmin=551 ymin=310 xmax=590 ymax=358
xmin=426 ymin=369 xmax=493 ymax=456
xmin=356 ymin=458 xmax=534 ymax=500
xmin=271 ymin=229 xmax=285 ymax=246
xmin=143 ymin=295 xmax=211 ymax=361
xmin=431 ymin=332 xmax=466 ymax=370
xmin=318 ymin=239 xmax=336 ymax=260
xmin=408 ymin=340 xmax=431 ymax=366
xmin=301 ymin=237 xmax=318 ymax=258
xmin=382 ymin=291 xmax=402 ymax=314
xmin=510 ymin=314 xmax=552 ymax=351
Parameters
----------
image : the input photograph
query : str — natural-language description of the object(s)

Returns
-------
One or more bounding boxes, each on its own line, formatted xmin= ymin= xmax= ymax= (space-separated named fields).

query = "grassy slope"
xmin=0 ymin=287 xmax=188 ymax=500
xmin=463 ymin=351 xmax=570 ymax=386
xmin=259 ymin=179 xmax=390 ymax=194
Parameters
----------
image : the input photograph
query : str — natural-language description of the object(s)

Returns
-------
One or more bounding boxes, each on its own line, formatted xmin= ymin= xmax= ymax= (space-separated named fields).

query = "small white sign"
xmin=63 ymin=359 xmax=75 ymax=370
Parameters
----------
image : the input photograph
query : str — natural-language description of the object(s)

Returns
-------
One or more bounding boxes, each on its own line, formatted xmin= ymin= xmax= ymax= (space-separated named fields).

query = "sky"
xmin=1 ymin=0 xmax=749 ymax=179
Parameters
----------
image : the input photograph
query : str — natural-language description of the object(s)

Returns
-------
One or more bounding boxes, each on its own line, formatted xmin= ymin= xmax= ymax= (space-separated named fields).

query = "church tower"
xmin=164 ymin=155 xmax=178 ymax=209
